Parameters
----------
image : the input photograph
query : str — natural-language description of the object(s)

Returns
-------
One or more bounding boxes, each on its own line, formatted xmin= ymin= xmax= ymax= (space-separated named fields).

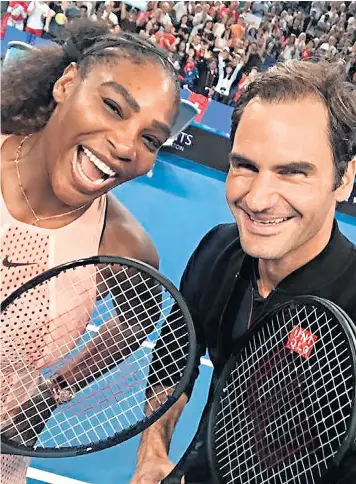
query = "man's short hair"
xmin=231 ymin=61 xmax=356 ymax=188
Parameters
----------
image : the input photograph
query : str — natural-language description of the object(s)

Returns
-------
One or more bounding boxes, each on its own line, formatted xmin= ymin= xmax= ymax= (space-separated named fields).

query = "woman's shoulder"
xmin=1 ymin=134 xmax=11 ymax=146
xmin=99 ymin=193 xmax=159 ymax=269
xmin=0 ymin=134 xmax=17 ymax=152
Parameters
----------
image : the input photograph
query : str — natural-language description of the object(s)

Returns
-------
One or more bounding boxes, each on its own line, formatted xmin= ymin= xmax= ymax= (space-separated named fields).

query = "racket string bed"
xmin=210 ymin=301 xmax=356 ymax=484
xmin=1 ymin=315 xmax=188 ymax=428
xmin=1 ymin=257 xmax=195 ymax=456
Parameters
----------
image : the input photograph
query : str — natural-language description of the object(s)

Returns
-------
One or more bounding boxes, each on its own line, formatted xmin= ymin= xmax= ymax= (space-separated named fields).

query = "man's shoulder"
xmin=333 ymin=241 xmax=356 ymax=322
xmin=181 ymin=223 xmax=243 ymax=292
xmin=191 ymin=223 xmax=241 ymax=262
xmin=314 ymin=230 xmax=356 ymax=324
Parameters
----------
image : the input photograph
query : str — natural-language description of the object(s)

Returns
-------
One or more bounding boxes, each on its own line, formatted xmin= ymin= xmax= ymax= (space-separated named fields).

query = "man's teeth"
xmin=82 ymin=147 xmax=116 ymax=177
xmin=250 ymin=216 xmax=290 ymax=225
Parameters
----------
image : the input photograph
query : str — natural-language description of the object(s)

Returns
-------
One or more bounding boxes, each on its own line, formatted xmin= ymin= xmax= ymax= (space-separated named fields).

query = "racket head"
xmin=1 ymin=255 xmax=196 ymax=457
xmin=207 ymin=296 xmax=356 ymax=484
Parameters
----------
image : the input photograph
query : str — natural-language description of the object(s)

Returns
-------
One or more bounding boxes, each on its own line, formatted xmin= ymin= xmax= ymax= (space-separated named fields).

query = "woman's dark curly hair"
xmin=2 ymin=20 xmax=180 ymax=135
xmin=231 ymin=60 xmax=356 ymax=189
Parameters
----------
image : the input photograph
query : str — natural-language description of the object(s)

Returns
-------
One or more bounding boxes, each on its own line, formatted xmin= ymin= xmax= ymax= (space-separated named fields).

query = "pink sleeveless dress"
xmin=1 ymin=135 xmax=107 ymax=484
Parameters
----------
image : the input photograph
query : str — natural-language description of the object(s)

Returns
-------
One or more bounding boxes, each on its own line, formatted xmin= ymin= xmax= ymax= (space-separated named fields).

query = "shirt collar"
xmin=239 ymin=221 xmax=354 ymax=295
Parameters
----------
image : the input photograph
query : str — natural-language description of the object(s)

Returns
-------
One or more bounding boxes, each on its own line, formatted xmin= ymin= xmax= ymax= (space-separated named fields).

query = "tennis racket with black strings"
xmin=0 ymin=256 xmax=196 ymax=458
xmin=162 ymin=296 xmax=356 ymax=484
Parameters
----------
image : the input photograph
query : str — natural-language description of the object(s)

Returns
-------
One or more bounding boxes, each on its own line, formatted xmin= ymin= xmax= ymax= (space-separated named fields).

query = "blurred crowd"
xmin=2 ymin=1 xmax=356 ymax=106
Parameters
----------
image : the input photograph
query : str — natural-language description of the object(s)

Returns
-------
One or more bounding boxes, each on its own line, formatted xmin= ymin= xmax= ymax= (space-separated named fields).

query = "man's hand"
xmin=130 ymin=457 xmax=175 ymax=484
xmin=131 ymin=393 xmax=188 ymax=484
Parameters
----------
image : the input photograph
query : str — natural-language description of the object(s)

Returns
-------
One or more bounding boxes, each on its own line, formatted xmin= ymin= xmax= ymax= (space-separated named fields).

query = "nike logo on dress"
xmin=2 ymin=256 xmax=37 ymax=268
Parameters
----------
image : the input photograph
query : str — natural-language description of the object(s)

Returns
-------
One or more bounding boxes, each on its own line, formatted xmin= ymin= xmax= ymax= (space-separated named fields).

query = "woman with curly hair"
xmin=1 ymin=19 xmax=180 ymax=484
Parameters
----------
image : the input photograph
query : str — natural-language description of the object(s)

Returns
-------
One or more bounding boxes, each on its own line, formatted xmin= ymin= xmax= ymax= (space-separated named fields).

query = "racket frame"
xmin=1 ymin=255 xmax=197 ymax=458
xmin=206 ymin=295 xmax=356 ymax=484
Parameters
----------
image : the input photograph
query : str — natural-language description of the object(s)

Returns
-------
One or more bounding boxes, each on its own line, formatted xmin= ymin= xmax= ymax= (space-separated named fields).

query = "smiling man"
xmin=132 ymin=61 xmax=356 ymax=484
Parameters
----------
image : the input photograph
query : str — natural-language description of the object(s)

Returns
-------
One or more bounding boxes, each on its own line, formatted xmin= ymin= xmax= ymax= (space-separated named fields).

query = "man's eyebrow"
xmin=100 ymin=81 xmax=140 ymax=113
xmin=274 ymin=161 xmax=316 ymax=173
xmin=229 ymin=153 xmax=258 ymax=168
xmin=229 ymin=153 xmax=316 ymax=173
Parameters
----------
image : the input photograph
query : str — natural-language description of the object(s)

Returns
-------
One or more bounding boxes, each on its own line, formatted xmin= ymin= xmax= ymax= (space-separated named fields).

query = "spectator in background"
xmin=301 ymin=39 xmax=315 ymax=60
xmin=246 ymin=25 xmax=258 ymax=43
xmin=280 ymin=34 xmax=297 ymax=61
xmin=290 ymin=15 xmax=303 ymax=36
xmin=119 ymin=2 xmax=137 ymax=33
xmin=233 ymin=65 xmax=259 ymax=103
xmin=160 ymin=2 xmax=173 ymax=27
xmin=150 ymin=6 xmax=162 ymax=26
xmin=294 ymin=32 xmax=307 ymax=59
xmin=325 ymin=35 xmax=338 ymax=57
xmin=264 ymin=30 xmax=282 ymax=65
xmin=306 ymin=8 xmax=319 ymax=37
xmin=180 ymin=57 xmax=199 ymax=90
xmin=80 ymin=4 xmax=88 ymax=18
xmin=176 ymin=14 xmax=190 ymax=42
xmin=90 ymin=2 xmax=104 ymax=22
xmin=190 ymin=33 xmax=202 ymax=58
xmin=6 ymin=1 xmax=28 ymax=30
xmin=214 ymin=51 xmax=243 ymax=103
xmin=215 ymin=1 xmax=231 ymax=20
xmin=228 ymin=2 xmax=240 ymax=24
xmin=139 ymin=19 xmax=157 ymax=41
xmin=214 ymin=27 xmax=231 ymax=51
xmin=172 ymin=39 xmax=187 ymax=70
xmin=25 ymin=1 xmax=49 ymax=36
xmin=213 ymin=14 xmax=227 ymax=39
xmin=199 ymin=20 xmax=215 ymax=48
xmin=244 ymin=41 xmax=263 ymax=72
xmin=177 ymin=13 xmax=189 ymax=30
xmin=190 ymin=3 xmax=212 ymax=38
xmin=172 ymin=1 xmax=187 ymax=24
xmin=66 ymin=1 xmax=82 ymax=22
xmin=2 ymin=0 xmax=355 ymax=109
xmin=231 ymin=15 xmax=246 ymax=40
xmin=135 ymin=2 xmax=154 ymax=27
xmin=195 ymin=51 xmax=219 ymax=96
xmin=44 ymin=1 xmax=70 ymax=39
xmin=315 ymin=12 xmax=331 ymax=36
xmin=155 ymin=23 xmax=176 ymax=51
xmin=252 ymin=1 xmax=269 ymax=18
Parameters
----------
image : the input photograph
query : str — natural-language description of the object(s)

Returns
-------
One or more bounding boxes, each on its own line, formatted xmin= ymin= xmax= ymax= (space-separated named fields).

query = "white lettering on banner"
xmin=176 ymin=131 xmax=194 ymax=146
xmin=172 ymin=143 xmax=184 ymax=152
xmin=171 ymin=131 xmax=194 ymax=153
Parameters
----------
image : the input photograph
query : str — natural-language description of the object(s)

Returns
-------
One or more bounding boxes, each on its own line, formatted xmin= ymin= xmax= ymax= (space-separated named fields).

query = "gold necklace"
xmin=14 ymin=135 xmax=88 ymax=227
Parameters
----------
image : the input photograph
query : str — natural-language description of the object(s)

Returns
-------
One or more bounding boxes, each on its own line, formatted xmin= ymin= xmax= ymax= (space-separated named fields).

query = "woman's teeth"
xmin=82 ymin=147 xmax=116 ymax=177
